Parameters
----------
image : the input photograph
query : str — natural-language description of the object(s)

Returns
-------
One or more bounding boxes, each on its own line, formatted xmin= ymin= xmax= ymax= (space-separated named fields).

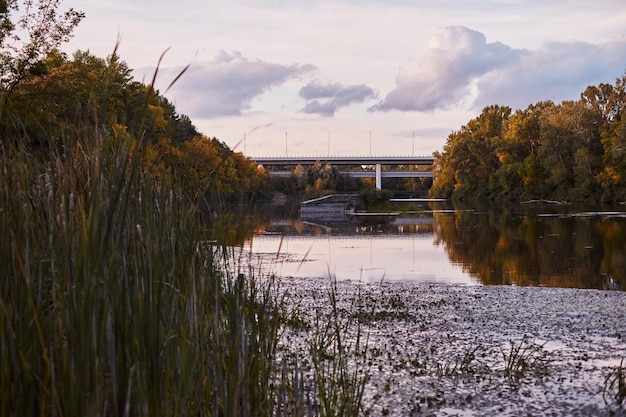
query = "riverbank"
xmin=278 ymin=278 xmax=626 ymax=416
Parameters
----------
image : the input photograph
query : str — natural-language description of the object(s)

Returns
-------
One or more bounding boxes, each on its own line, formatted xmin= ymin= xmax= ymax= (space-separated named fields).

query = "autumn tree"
xmin=0 ymin=0 xmax=84 ymax=92
xmin=591 ymin=73 xmax=626 ymax=201
xmin=0 ymin=49 xmax=136 ymax=147
xmin=431 ymin=72 xmax=626 ymax=202
xmin=536 ymin=100 xmax=603 ymax=200
xmin=430 ymin=105 xmax=510 ymax=199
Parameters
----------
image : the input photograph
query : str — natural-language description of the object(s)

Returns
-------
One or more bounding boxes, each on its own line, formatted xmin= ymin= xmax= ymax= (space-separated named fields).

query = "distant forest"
xmin=430 ymin=74 xmax=626 ymax=203
xmin=1 ymin=49 xmax=268 ymax=204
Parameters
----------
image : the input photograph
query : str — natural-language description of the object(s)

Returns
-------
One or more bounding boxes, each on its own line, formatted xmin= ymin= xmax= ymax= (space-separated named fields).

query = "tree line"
xmin=1 ymin=1 xmax=267 ymax=208
xmin=430 ymin=75 xmax=626 ymax=202
xmin=1 ymin=47 xmax=268 ymax=203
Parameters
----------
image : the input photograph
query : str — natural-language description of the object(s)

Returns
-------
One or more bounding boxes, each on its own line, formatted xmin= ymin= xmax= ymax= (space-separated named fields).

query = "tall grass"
xmin=0 ymin=42 xmax=371 ymax=414
xmin=501 ymin=335 xmax=552 ymax=379
xmin=0 ymin=128 xmax=293 ymax=416
xmin=309 ymin=283 xmax=370 ymax=417
xmin=0 ymin=123 xmax=370 ymax=417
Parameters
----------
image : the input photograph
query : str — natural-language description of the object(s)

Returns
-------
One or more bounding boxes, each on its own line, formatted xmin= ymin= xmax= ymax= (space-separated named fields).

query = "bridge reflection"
xmin=262 ymin=212 xmax=434 ymax=237
xmin=242 ymin=210 xmax=473 ymax=284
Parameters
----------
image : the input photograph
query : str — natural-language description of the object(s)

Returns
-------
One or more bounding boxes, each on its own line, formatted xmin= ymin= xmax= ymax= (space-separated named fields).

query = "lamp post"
xmin=328 ymin=131 xmax=330 ymax=156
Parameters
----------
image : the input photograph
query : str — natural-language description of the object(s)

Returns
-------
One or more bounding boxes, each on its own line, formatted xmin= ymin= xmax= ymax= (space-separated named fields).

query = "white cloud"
xmin=370 ymin=26 xmax=524 ymax=112
xmin=370 ymin=26 xmax=626 ymax=114
xmin=299 ymin=79 xmax=377 ymax=117
xmin=474 ymin=36 xmax=626 ymax=109
xmin=156 ymin=50 xmax=316 ymax=118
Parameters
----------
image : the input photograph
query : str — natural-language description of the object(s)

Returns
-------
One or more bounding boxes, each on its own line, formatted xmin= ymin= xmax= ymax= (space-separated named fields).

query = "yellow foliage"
xmin=596 ymin=166 xmax=620 ymax=187
xmin=148 ymin=105 xmax=168 ymax=132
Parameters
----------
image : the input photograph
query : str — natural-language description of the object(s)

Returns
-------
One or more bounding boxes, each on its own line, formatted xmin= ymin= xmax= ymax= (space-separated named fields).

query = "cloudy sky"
xmin=62 ymin=0 xmax=626 ymax=157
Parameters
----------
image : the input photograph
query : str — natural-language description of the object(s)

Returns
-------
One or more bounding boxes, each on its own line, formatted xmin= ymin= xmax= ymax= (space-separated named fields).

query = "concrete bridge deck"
xmin=251 ymin=155 xmax=435 ymax=189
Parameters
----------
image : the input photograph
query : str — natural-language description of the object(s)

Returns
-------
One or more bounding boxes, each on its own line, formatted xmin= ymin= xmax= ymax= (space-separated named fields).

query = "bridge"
xmin=252 ymin=155 xmax=435 ymax=189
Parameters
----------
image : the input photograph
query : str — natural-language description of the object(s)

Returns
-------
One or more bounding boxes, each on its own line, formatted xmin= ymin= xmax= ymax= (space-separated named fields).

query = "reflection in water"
xmin=433 ymin=203 xmax=626 ymax=290
xmin=246 ymin=215 xmax=475 ymax=284
xmin=239 ymin=201 xmax=626 ymax=290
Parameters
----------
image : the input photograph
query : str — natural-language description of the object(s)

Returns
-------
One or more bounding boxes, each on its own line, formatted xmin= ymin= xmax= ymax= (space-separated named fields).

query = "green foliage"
xmin=430 ymin=105 xmax=510 ymax=199
xmin=431 ymin=72 xmax=626 ymax=202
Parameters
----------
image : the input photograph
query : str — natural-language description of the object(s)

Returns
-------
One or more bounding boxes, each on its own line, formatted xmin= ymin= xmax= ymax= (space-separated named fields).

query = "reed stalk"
xmin=309 ymin=282 xmax=370 ymax=417
xmin=603 ymin=358 xmax=626 ymax=408
xmin=0 ymin=131 xmax=294 ymax=416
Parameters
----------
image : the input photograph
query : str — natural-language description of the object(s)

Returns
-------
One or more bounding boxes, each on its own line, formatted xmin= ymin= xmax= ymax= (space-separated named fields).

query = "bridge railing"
xmin=251 ymin=155 xmax=435 ymax=166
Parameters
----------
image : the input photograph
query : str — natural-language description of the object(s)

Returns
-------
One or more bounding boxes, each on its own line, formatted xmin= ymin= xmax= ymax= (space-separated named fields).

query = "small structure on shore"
xmin=300 ymin=194 xmax=360 ymax=222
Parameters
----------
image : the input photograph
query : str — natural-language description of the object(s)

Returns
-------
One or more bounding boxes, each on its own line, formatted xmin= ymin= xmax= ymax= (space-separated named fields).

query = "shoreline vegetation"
xmin=1 ymin=2 xmax=625 ymax=415
xmin=0 ymin=126 xmax=370 ymax=416
xmin=429 ymin=84 xmax=626 ymax=203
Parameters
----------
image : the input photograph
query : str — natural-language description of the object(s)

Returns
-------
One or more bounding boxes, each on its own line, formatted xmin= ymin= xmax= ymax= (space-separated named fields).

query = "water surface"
xmin=240 ymin=201 xmax=626 ymax=290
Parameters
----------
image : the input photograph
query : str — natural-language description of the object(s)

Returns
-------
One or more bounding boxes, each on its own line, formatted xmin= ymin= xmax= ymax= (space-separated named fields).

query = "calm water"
xmin=239 ymin=201 xmax=626 ymax=290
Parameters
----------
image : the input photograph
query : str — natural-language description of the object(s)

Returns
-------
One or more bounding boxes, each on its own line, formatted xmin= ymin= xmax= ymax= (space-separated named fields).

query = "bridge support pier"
xmin=375 ymin=163 xmax=382 ymax=190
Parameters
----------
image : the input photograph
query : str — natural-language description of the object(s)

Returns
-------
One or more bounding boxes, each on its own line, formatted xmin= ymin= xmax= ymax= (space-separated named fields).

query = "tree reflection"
xmin=431 ymin=202 xmax=625 ymax=290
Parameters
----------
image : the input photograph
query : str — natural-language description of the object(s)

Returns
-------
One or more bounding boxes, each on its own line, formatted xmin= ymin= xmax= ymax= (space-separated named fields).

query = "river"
xmin=237 ymin=200 xmax=625 ymax=290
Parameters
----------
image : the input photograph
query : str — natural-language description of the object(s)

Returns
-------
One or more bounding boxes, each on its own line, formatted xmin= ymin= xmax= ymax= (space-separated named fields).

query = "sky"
xmin=61 ymin=0 xmax=626 ymax=157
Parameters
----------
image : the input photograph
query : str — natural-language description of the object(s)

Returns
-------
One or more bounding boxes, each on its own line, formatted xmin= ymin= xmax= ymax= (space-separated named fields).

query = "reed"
xmin=0 ymin=42 xmax=371 ymax=414
xmin=603 ymin=358 xmax=626 ymax=408
xmin=308 ymin=282 xmax=370 ymax=417
xmin=501 ymin=335 xmax=552 ymax=379
xmin=436 ymin=346 xmax=483 ymax=377
xmin=0 ymin=130 xmax=294 ymax=416
xmin=0 ymin=125 xmax=372 ymax=417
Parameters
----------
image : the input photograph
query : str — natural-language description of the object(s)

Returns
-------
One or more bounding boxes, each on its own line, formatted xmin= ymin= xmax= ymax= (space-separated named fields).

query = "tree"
xmin=518 ymin=153 xmax=546 ymax=198
xmin=429 ymin=105 xmax=510 ymax=199
xmin=0 ymin=0 xmax=84 ymax=92
xmin=0 ymin=49 xmax=135 ymax=147
xmin=430 ymin=72 xmax=626 ymax=202
xmin=537 ymin=100 xmax=603 ymax=200
xmin=595 ymin=73 xmax=626 ymax=200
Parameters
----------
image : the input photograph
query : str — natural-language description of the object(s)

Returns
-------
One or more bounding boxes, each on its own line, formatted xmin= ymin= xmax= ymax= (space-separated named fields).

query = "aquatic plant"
xmin=603 ymin=359 xmax=626 ymax=408
xmin=0 ymin=127 xmax=285 ymax=416
xmin=436 ymin=345 xmax=484 ymax=376
xmin=309 ymin=281 xmax=370 ymax=417
xmin=0 ymin=43 xmax=371 ymax=416
xmin=501 ymin=335 xmax=552 ymax=378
